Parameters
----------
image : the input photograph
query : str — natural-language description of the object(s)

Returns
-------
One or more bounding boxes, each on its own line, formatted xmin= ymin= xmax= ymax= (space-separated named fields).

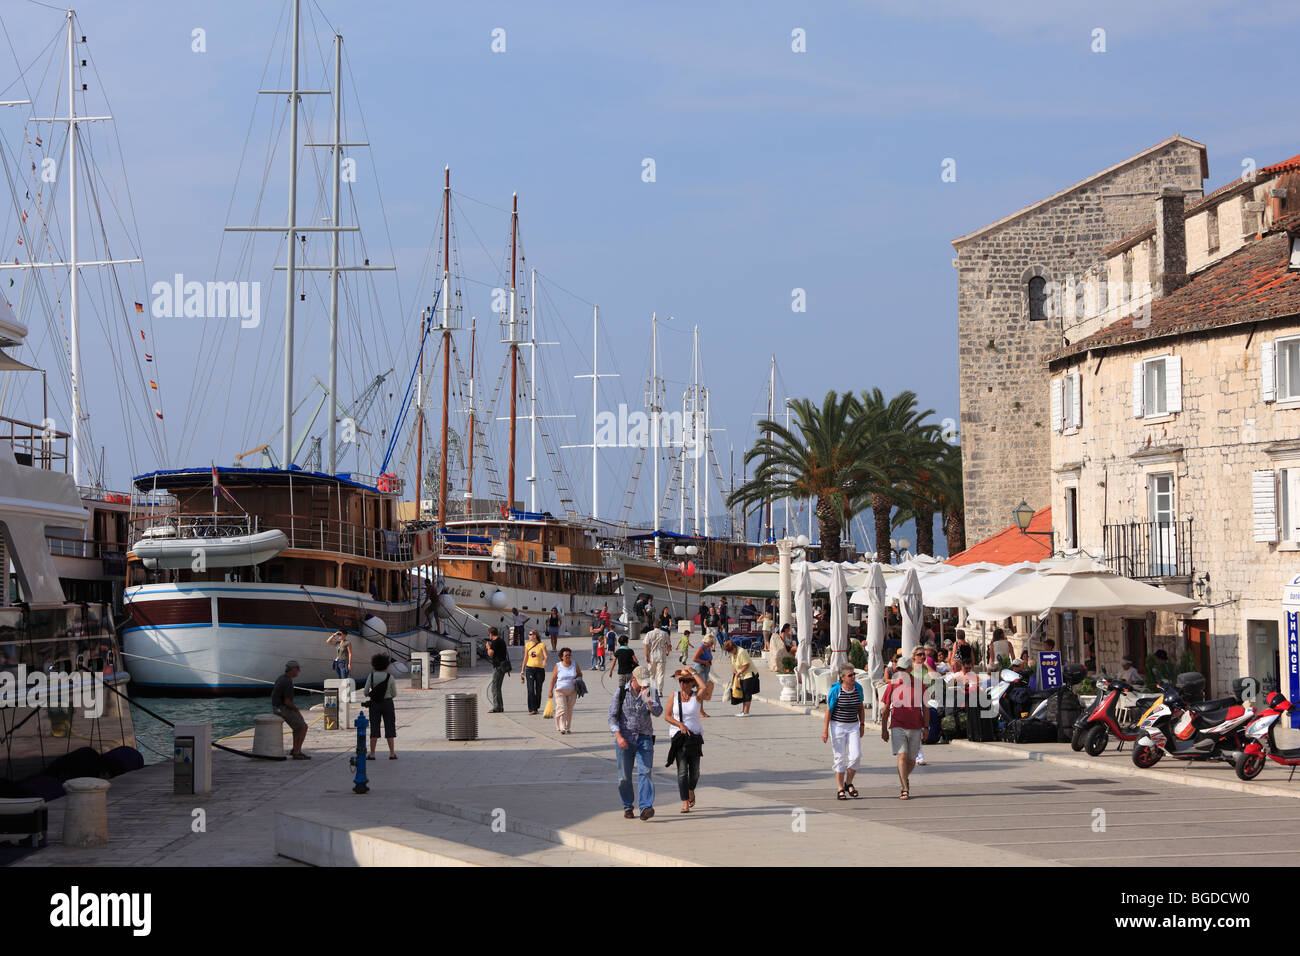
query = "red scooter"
xmin=1231 ymin=692 xmax=1300 ymax=781
xmin=1070 ymin=676 xmax=1158 ymax=756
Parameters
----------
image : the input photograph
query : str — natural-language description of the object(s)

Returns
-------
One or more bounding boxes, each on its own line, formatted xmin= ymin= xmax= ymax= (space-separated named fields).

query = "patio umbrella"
xmin=701 ymin=561 xmax=781 ymax=597
xmin=929 ymin=562 xmax=1040 ymax=616
xmin=794 ymin=560 xmax=814 ymax=677
xmin=829 ymin=561 xmax=849 ymax=673
xmin=864 ymin=562 xmax=888 ymax=685
xmin=968 ymin=565 xmax=1198 ymax=618
xmin=899 ymin=568 xmax=924 ymax=655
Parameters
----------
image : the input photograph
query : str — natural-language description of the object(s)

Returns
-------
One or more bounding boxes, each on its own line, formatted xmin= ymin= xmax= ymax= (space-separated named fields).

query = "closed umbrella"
xmin=829 ymin=561 xmax=849 ymax=673
xmin=899 ymin=568 xmax=924 ymax=655
xmin=864 ymin=562 xmax=888 ymax=686
xmin=794 ymin=560 xmax=814 ymax=681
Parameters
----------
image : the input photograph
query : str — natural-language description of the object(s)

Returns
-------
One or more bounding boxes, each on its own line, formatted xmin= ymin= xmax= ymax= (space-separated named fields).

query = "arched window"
xmin=1028 ymin=276 xmax=1047 ymax=321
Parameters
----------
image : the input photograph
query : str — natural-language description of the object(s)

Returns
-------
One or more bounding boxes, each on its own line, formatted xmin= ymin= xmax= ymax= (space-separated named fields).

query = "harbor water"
xmin=132 ymin=694 xmax=310 ymax=764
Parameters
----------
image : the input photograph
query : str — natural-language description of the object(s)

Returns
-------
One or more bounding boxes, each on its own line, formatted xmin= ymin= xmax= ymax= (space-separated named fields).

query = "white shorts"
xmin=829 ymin=720 xmax=862 ymax=774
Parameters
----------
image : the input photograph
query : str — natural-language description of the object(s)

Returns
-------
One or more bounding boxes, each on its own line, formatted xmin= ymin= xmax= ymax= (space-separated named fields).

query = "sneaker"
xmin=916 ymin=757 xmax=927 ymax=766
xmin=736 ymin=712 xmax=748 ymax=718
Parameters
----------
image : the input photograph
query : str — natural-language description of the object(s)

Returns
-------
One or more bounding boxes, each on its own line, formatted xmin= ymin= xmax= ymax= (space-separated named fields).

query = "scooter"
xmin=1130 ymin=683 xmax=1255 ymax=768
xmin=1070 ymin=675 xmax=1157 ymax=757
xmin=1230 ymin=693 xmax=1300 ymax=781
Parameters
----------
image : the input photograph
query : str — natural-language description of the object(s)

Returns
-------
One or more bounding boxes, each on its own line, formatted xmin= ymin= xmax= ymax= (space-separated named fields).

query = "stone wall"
xmin=955 ymin=141 xmax=1205 ymax=544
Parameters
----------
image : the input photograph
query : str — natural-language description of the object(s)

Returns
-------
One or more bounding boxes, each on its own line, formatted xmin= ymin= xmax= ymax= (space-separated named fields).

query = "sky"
xmin=0 ymin=0 xmax=1297 ymax=554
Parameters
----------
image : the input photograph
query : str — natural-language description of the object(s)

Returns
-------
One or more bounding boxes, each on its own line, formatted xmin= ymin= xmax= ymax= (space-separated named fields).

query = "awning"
xmin=0 ymin=351 xmax=38 ymax=372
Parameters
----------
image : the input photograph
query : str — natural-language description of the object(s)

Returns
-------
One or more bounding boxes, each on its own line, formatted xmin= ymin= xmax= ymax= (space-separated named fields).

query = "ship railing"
xmin=1 ymin=414 xmax=69 ymax=472
xmin=76 ymin=486 xmax=134 ymax=505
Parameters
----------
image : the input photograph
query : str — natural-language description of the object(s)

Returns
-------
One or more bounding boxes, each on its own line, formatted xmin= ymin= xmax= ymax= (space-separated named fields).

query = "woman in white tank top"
xmin=548 ymin=648 xmax=583 ymax=734
xmin=665 ymin=669 xmax=709 ymax=813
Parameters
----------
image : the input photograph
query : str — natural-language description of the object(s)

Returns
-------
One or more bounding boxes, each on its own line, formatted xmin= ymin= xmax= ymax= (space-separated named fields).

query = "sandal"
xmin=681 ymin=804 xmax=690 ymax=814
xmin=836 ymin=789 xmax=848 ymax=801
xmin=846 ymin=784 xmax=859 ymax=798
xmin=899 ymin=789 xmax=910 ymax=800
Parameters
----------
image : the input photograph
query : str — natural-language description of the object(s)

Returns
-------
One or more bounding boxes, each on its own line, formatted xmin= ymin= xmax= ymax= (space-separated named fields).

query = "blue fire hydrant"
xmin=351 ymin=709 xmax=369 ymax=794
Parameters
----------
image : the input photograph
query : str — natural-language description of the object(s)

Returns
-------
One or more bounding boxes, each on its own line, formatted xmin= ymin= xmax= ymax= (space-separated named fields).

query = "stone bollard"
xmin=252 ymin=713 xmax=286 ymax=758
xmin=440 ymin=648 xmax=459 ymax=680
xmin=62 ymin=777 xmax=111 ymax=848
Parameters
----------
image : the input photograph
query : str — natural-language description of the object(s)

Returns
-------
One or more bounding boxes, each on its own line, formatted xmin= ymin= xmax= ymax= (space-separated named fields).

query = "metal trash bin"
xmin=445 ymin=692 xmax=478 ymax=741
xmin=440 ymin=648 xmax=459 ymax=680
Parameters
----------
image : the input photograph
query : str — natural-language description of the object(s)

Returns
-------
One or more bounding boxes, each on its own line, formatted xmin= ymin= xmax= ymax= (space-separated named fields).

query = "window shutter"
xmin=1253 ymin=469 xmax=1279 ymax=543
xmin=1071 ymin=372 xmax=1082 ymax=429
xmin=1051 ymin=377 xmax=1063 ymax=432
xmin=1262 ymin=340 xmax=1277 ymax=403
xmin=1132 ymin=362 xmax=1144 ymax=417
xmin=1288 ymin=470 xmax=1300 ymax=541
xmin=1166 ymin=355 xmax=1182 ymax=414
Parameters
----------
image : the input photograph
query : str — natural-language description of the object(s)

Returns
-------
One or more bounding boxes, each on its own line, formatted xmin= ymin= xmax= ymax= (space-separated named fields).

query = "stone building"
xmin=952 ymin=136 xmax=1207 ymax=546
xmin=1045 ymin=152 xmax=1300 ymax=694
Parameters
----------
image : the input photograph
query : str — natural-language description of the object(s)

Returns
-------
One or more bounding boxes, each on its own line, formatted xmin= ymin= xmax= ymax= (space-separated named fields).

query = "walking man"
xmin=881 ymin=657 xmax=925 ymax=799
xmin=644 ymin=621 xmax=670 ymax=692
xmin=609 ymin=634 xmax=639 ymax=688
xmin=486 ymin=626 xmax=510 ymax=713
xmin=608 ymin=665 xmax=662 ymax=820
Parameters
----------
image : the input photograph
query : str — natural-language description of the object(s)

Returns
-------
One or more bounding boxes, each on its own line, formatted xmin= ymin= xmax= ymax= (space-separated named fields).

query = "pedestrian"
xmin=364 ymin=653 xmax=399 ymax=759
xmin=677 ymin=625 xmax=692 ymax=664
xmin=595 ymin=631 xmax=608 ymax=671
xmin=605 ymin=624 xmax=618 ymax=665
xmin=511 ymin=607 xmax=526 ymax=646
xmin=988 ymin=627 xmax=1013 ymax=667
xmin=665 ymin=668 xmax=708 ymax=814
xmin=610 ymin=633 xmax=639 ymax=688
xmin=643 ymin=621 xmax=670 ymax=692
xmin=691 ymin=632 xmax=714 ymax=688
xmin=722 ymin=640 xmax=759 ymax=717
xmin=548 ymin=647 xmax=582 ymax=734
xmin=326 ymin=630 xmax=352 ymax=680
xmin=908 ymin=647 xmax=932 ymax=766
xmin=767 ymin=622 xmax=785 ymax=672
xmin=485 ymin=625 xmax=510 ymax=713
xmin=760 ymin=609 xmax=774 ymax=652
xmin=821 ymin=664 xmax=865 ymax=799
xmin=953 ymin=630 xmax=973 ymax=668
xmin=522 ymin=629 xmax=549 ymax=714
xmin=608 ymin=665 xmax=663 ymax=821
xmin=589 ymin=615 xmax=604 ymax=668
xmin=881 ymin=656 xmax=925 ymax=799
xmin=547 ymin=607 xmax=562 ymax=651
xmin=271 ymin=660 xmax=309 ymax=759
xmin=658 ymin=606 xmax=673 ymax=632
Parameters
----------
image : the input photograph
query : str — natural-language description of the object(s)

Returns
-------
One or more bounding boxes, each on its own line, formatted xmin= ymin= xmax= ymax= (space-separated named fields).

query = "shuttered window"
xmin=1281 ymin=468 xmax=1300 ymax=543
xmin=1278 ymin=337 xmax=1300 ymax=402
xmin=1134 ymin=356 xmax=1180 ymax=417
xmin=1254 ymin=469 xmax=1279 ymax=543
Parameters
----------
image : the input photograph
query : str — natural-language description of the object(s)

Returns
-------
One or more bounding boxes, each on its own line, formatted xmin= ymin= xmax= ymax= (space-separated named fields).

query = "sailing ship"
xmin=121 ymin=6 xmax=435 ymax=693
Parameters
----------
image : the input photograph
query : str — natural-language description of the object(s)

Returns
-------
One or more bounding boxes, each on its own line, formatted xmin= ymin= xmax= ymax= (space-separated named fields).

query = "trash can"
xmin=439 ymin=648 xmax=459 ymax=680
xmin=445 ymin=692 xmax=478 ymax=741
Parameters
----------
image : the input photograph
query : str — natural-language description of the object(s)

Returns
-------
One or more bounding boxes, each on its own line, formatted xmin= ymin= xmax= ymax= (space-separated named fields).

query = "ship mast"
xmin=766 ymin=354 xmax=775 ymax=541
xmin=437 ymin=166 xmax=452 ymax=526
xmin=507 ymin=193 xmax=518 ymax=514
xmin=465 ymin=316 xmax=476 ymax=504
xmin=692 ymin=326 xmax=700 ymax=536
xmin=651 ymin=313 xmax=660 ymax=557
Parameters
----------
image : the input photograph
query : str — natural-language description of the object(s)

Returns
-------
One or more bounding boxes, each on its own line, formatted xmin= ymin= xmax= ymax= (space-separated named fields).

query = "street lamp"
xmin=888 ymin=537 xmax=911 ymax=562
xmin=674 ymin=544 xmax=699 ymax=620
xmin=1012 ymin=499 xmax=1055 ymax=551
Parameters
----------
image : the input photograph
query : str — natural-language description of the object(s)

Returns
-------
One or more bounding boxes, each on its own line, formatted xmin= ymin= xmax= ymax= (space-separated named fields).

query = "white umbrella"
xmin=701 ymin=561 xmax=781 ymax=597
xmin=968 ymin=566 xmax=1199 ymax=618
xmin=864 ymin=562 xmax=888 ymax=685
xmin=927 ymin=562 xmax=1040 ymax=611
xmin=899 ymin=568 xmax=924 ymax=655
xmin=829 ymin=561 xmax=849 ymax=673
xmin=794 ymin=560 xmax=814 ymax=676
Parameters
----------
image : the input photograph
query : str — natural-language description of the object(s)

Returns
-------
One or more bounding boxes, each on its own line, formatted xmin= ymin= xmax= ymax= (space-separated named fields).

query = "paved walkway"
xmin=15 ymin=665 xmax=1300 ymax=866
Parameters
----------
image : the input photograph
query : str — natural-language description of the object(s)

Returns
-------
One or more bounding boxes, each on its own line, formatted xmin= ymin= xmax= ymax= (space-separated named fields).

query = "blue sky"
xmin=1 ymin=0 xmax=1296 ymax=552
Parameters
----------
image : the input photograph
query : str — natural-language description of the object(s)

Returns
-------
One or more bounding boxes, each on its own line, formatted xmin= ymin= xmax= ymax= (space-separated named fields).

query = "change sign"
xmin=1038 ymin=651 xmax=1062 ymax=690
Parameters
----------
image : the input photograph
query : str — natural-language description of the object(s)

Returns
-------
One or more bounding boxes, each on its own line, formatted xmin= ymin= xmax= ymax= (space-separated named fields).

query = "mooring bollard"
xmin=62 ymin=777 xmax=111 ymax=848
xmin=252 ymin=714 xmax=285 ymax=758
xmin=351 ymin=709 xmax=369 ymax=794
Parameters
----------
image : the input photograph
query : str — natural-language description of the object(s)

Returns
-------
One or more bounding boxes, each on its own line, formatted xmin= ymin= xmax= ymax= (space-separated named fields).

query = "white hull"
xmin=437 ymin=574 xmax=620 ymax=640
xmin=123 ymin=581 xmax=425 ymax=693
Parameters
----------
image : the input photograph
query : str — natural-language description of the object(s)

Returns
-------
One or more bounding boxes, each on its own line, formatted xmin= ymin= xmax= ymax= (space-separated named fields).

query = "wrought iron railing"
xmin=1102 ymin=517 xmax=1193 ymax=579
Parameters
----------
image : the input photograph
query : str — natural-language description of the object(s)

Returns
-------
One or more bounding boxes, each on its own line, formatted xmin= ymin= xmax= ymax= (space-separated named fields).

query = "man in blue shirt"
xmin=608 ymin=665 xmax=663 ymax=820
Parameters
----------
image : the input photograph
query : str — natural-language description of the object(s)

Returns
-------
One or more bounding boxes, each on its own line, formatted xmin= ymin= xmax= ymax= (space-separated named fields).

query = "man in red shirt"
xmin=881 ymin=656 xmax=926 ymax=799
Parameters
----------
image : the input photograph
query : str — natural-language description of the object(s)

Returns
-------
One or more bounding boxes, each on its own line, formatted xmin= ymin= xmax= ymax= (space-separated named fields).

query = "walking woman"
xmin=548 ymin=647 xmax=582 ymax=734
xmin=821 ymin=664 xmax=865 ymax=799
xmin=365 ymin=653 xmax=399 ymax=759
xmin=722 ymin=640 xmax=759 ymax=717
xmin=691 ymin=633 xmax=713 ymax=686
xmin=665 ymin=669 xmax=709 ymax=813
xmin=521 ymin=629 xmax=549 ymax=714
xmin=547 ymin=607 xmax=562 ymax=651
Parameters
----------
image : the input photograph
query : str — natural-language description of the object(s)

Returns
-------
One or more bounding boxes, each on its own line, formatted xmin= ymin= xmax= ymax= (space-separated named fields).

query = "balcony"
xmin=1102 ymin=517 xmax=1193 ymax=580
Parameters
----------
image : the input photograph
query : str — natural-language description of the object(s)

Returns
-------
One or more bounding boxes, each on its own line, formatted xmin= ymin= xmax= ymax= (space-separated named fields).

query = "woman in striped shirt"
xmin=820 ymin=665 xmax=865 ymax=799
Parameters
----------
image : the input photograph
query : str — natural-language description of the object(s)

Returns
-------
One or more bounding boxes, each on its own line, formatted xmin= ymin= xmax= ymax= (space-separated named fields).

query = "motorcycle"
xmin=1130 ymin=682 xmax=1255 ymax=769
xmin=1070 ymin=674 xmax=1158 ymax=757
xmin=1229 ymin=692 xmax=1300 ymax=781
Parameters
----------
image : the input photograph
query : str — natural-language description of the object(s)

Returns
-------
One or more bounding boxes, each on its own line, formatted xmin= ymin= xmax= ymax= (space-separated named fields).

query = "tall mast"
xmin=590 ymin=307 xmax=599 ymax=519
xmin=438 ymin=166 xmax=452 ymax=526
xmin=651 ymin=313 xmax=660 ymax=556
xmin=281 ymin=0 xmax=302 ymax=470
xmin=703 ymin=386 xmax=711 ymax=537
xmin=766 ymin=355 xmax=775 ymax=541
xmin=692 ymin=326 xmax=700 ymax=536
xmin=326 ymin=35 xmax=342 ymax=475
xmin=784 ymin=401 xmax=791 ymax=538
xmin=678 ymin=388 xmax=687 ymax=535
xmin=465 ymin=316 xmax=476 ymax=505
xmin=507 ymin=193 xmax=518 ymax=514
xmin=528 ymin=268 xmax=537 ymax=512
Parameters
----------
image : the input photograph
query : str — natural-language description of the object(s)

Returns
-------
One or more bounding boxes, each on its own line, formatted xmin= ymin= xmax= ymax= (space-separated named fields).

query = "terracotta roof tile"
xmin=947 ymin=507 xmax=1052 ymax=566
xmin=1048 ymin=228 xmax=1300 ymax=362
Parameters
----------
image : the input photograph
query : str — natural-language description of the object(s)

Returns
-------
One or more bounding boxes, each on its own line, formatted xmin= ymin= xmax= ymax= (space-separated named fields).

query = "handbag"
xmin=543 ymin=697 xmax=555 ymax=718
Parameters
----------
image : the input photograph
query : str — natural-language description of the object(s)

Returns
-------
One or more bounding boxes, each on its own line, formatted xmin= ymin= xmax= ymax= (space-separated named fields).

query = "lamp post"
xmin=888 ymin=537 xmax=911 ymax=563
xmin=674 ymin=544 xmax=699 ymax=622
xmin=1012 ymin=499 xmax=1055 ymax=553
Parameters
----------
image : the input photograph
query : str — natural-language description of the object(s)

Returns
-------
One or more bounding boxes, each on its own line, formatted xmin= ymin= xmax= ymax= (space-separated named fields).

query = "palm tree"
xmin=852 ymin=389 xmax=941 ymax=564
xmin=726 ymin=391 xmax=884 ymax=561
xmin=932 ymin=443 xmax=966 ymax=556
